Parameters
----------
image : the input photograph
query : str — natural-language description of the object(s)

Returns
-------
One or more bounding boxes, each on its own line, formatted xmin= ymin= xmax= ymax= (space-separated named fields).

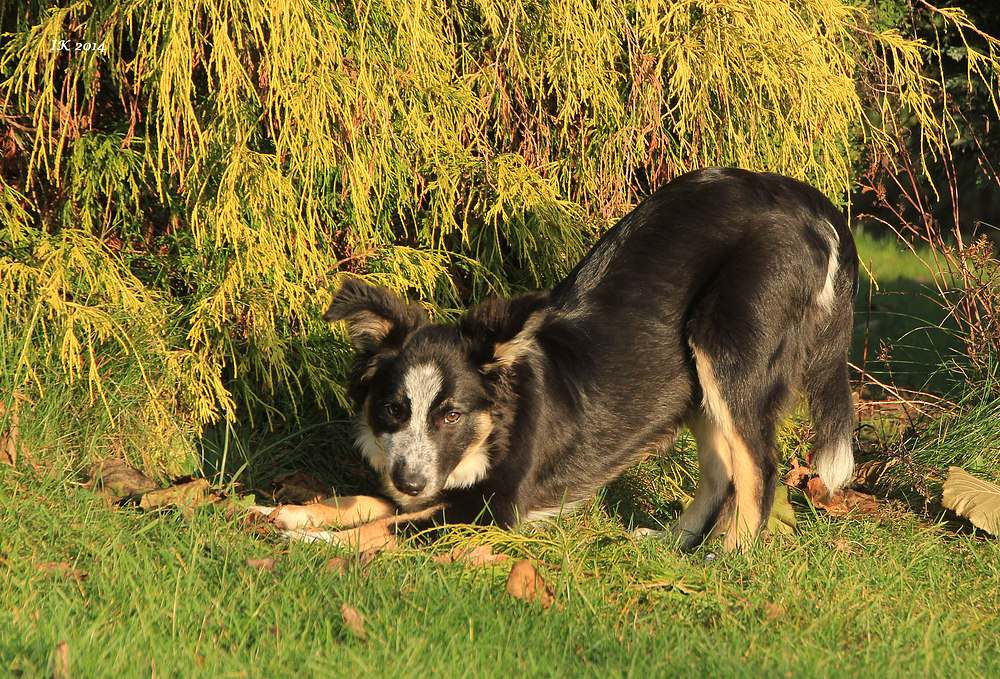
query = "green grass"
xmin=852 ymin=228 xmax=965 ymax=394
xmin=4 ymin=226 xmax=998 ymax=677
xmin=2 ymin=464 xmax=999 ymax=678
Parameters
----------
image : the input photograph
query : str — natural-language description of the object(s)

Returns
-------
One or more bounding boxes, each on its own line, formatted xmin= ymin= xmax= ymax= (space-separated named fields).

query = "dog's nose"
xmin=390 ymin=466 xmax=427 ymax=496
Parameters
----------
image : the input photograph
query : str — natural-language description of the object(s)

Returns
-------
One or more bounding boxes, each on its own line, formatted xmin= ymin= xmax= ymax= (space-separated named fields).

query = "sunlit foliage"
xmin=0 ymin=0 xmax=996 ymax=468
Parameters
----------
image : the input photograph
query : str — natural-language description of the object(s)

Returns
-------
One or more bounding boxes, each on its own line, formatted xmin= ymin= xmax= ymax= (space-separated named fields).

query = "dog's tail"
xmin=803 ymin=309 xmax=856 ymax=493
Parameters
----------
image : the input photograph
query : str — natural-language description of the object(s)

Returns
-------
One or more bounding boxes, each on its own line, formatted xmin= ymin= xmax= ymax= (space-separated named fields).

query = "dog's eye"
xmin=443 ymin=411 xmax=462 ymax=424
xmin=384 ymin=403 xmax=402 ymax=419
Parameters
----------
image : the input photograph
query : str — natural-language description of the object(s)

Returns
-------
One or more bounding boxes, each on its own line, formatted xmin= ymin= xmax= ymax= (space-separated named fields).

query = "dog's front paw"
xmin=281 ymin=519 xmax=398 ymax=552
xmin=249 ymin=504 xmax=320 ymax=530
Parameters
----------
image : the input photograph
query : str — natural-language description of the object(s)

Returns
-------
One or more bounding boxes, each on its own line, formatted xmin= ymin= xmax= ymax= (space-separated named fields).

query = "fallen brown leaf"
xmin=245 ymin=557 xmax=277 ymax=572
xmin=84 ymin=459 xmax=160 ymax=501
xmin=236 ymin=506 xmax=275 ymax=536
xmin=784 ymin=457 xmax=811 ymax=489
xmin=37 ymin=562 xmax=88 ymax=582
xmin=325 ymin=550 xmax=379 ymax=575
xmin=53 ymin=641 xmax=70 ymax=679
xmin=805 ymin=478 xmax=879 ymax=516
xmin=505 ymin=560 xmax=555 ymax=608
xmin=0 ymin=400 xmax=23 ymax=466
xmin=942 ymin=466 xmax=1000 ymax=536
xmin=433 ymin=544 xmax=508 ymax=566
xmin=832 ymin=539 xmax=860 ymax=555
xmin=139 ymin=478 xmax=212 ymax=517
xmin=266 ymin=470 xmax=329 ymax=504
xmin=764 ymin=602 xmax=785 ymax=621
xmin=341 ymin=604 xmax=366 ymax=639
xmin=355 ymin=548 xmax=380 ymax=568
xmin=852 ymin=458 xmax=898 ymax=490
xmin=326 ymin=557 xmax=349 ymax=575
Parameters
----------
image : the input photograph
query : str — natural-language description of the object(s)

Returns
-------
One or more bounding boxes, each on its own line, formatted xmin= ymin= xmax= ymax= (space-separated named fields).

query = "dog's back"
xmin=530 ymin=167 xmax=859 ymax=548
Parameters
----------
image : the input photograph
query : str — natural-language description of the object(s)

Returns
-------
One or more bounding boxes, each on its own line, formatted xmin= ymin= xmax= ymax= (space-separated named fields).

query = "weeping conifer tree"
xmin=0 ymin=0 xmax=997 ymax=470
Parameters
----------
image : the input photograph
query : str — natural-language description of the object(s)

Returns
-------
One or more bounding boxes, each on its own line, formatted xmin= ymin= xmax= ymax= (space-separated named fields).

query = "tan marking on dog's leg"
xmin=283 ymin=505 xmax=444 ymax=553
xmin=284 ymin=523 xmax=398 ymax=551
xmin=691 ymin=346 xmax=764 ymax=553
xmin=721 ymin=436 xmax=763 ymax=552
xmin=313 ymin=495 xmax=396 ymax=527
xmin=251 ymin=495 xmax=396 ymax=530
xmin=670 ymin=412 xmax=734 ymax=548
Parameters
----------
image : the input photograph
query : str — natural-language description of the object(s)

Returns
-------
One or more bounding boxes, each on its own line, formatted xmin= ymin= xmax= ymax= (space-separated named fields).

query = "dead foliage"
xmin=804 ymin=478 xmax=880 ymax=517
xmin=340 ymin=604 xmax=366 ymax=640
xmin=139 ymin=478 xmax=213 ymax=517
xmin=258 ymin=471 xmax=330 ymax=505
xmin=52 ymin=642 xmax=70 ymax=679
xmin=505 ymin=560 xmax=555 ymax=608
xmin=84 ymin=459 xmax=160 ymax=501
xmin=36 ymin=562 xmax=88 ymax=582
xmin=0 ymin=399 xmax=26 ymax=466
xmin=942 ymin=467 xmax=1000 ymax=536
xmin=784 ymin=456 xmax=880 ymax=518
xmin=432 ymin=544 xmax=509 ymax=567
xmin=245 ymin=557 xmax=277 ymax=572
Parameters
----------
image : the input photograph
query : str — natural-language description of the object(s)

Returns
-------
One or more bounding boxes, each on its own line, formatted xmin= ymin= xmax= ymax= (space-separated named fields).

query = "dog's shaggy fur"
xmin=257 ymin=167 xmax=859 ymax=552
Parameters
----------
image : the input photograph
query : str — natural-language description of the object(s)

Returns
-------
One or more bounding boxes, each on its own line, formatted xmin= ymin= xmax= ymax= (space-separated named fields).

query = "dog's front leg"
xmin=283 ymin=505 xmax=446 ymax=552
xmin=251 ymin=495 xmax=396 ymax=531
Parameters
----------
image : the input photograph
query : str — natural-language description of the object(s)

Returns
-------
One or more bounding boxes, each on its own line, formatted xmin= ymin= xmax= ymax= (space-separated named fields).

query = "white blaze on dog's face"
xmin=355 ymin=345 xmax=494 ymax=510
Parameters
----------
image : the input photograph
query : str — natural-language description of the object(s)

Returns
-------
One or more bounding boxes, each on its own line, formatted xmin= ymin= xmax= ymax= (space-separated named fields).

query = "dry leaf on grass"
xmin=37 ymin=562 xmax=88 ymax=582
xmin=0 ymin=400 xmax=23 ymax=466
xmin=784 ymin=457 xmax=811 ymax=489
xmin=326 ymin=557 xmax=349 ymax=575
xmin=355 ymin=548 xmax=380 ymax=568
xmin=245 ymin=557 xmax=277 ymax=572
xmin=505 ymin=560 xmax=555 ymax=608
xmin=84 ymin=459 xmax=160 ymax=501
xmin=53 ymin=641 xmax=70 ymax=679
xmin=764 ymin=603 xmax=785 ymax=621
xmin=325 ymin=549 xmax=379 ymax=576
xmin=341 ymin=604 xmax=366 ymax=639
xmin=236 ymin=505 xmax=276 ymax=535
xmin=139 ymin=478 xmax=212 ymax=517
xmin=264 ymin=471 xmax=329 ymax=504
xmin=942 ymin=467 xmax=1000 ymax=536
xmin=432 ymin=544 xmax=508 ymax=566
xmin=852 ymin=458 xmax=898 ymax=490
xmin=805 ymin=478 xmax=879 ymax=516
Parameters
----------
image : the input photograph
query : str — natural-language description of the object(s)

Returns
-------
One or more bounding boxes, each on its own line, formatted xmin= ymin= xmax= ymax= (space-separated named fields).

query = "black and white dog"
xmin=257 ymin=167 xmax=858 ymax=552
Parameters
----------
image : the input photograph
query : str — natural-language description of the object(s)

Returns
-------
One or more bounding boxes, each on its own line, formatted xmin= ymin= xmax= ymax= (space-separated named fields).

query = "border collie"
xmin=254 ymin=167 xmax=858 ymax=552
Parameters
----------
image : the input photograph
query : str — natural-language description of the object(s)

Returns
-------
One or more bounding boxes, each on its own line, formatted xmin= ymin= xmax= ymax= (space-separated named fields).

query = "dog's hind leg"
xmin=668 ymin=411 xmax=735 ymax=550
xmin=688 ymin=340 xmax=784 ymax=552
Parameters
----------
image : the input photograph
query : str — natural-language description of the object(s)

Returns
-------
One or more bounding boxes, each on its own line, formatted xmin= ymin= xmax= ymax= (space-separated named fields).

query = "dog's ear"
xmin=323 ymin=278 xmax=428 ymax=353
xmin=461 ymin=291 xmax=550 ymax=369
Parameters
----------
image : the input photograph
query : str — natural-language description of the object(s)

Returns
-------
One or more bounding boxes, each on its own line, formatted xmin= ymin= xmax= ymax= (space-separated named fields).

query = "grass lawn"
xmin=852 ymin=228 xmax=965 ymax=395
xmin=3 ymin=228 xmax=998 ymax=678
xmin=2 ymin=458 xmax=999 ymax=678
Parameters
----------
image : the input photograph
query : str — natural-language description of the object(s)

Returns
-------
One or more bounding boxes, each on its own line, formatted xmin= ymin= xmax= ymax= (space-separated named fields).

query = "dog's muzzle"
xmin=389 ymin=462 xmax=427 ymax=496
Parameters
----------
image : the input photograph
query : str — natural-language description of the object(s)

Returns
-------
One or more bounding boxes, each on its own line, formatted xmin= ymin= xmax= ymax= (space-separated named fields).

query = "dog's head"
xmin=324 ymin=278 xmax=549 ymax=509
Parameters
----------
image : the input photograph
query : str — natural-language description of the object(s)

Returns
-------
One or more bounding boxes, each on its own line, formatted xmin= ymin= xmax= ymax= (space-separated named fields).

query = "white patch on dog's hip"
xmin=816 ymin=220 xmax=841 ymax=314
